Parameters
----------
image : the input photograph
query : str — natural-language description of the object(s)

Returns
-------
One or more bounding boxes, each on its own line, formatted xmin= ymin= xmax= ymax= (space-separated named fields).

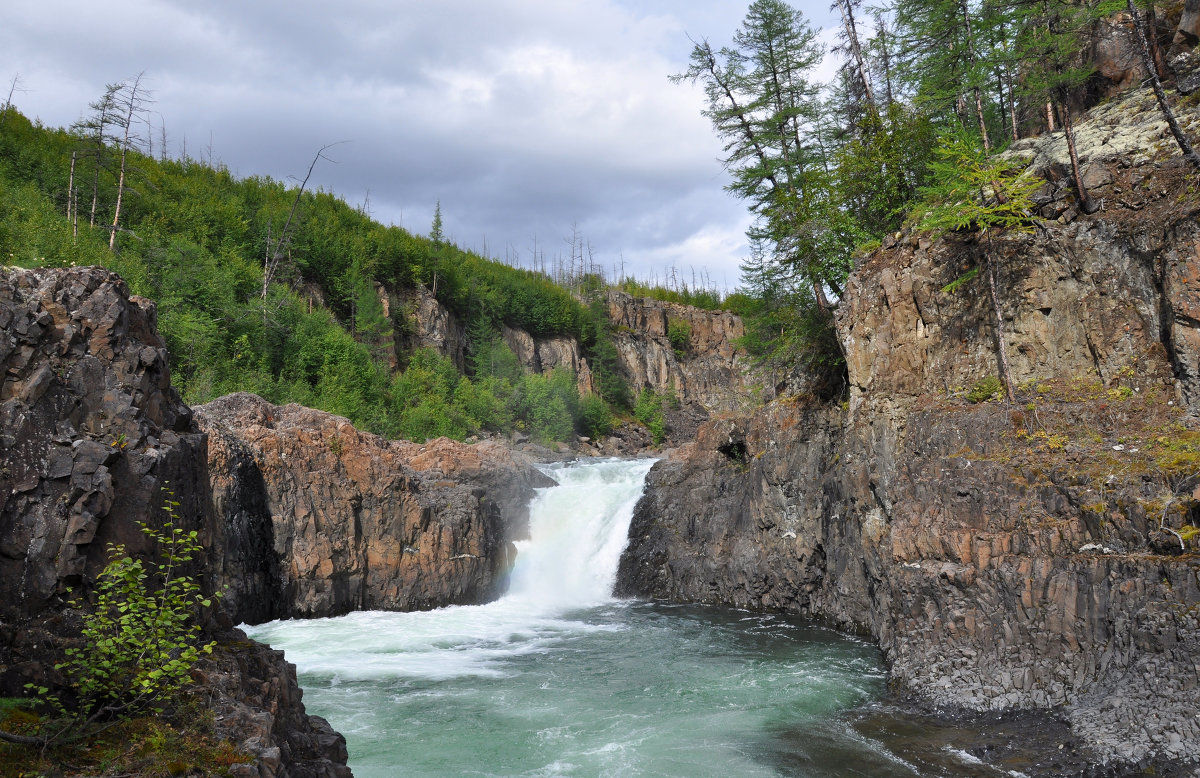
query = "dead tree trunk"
xmin=1057 ymin=94 xmax=1099 ymax=213
xmin=68 ymin=151 xmax=78 ymax=242
xmin=110 ymin=73 xmax=147 ymax=251
xmin=985 ymin=232 xmax=1015 ymax=403
xmin=1127 ymin=0 xmax=1200 ymax=169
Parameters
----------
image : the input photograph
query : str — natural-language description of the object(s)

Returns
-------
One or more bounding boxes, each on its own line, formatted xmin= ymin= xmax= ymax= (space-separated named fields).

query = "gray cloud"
xmin=1 ymin=1 xmax=837 ymax=290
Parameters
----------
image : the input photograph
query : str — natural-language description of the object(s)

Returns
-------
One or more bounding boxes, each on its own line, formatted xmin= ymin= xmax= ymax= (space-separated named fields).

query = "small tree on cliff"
xmin=0 ymin=494 xmax=218 ymax=748
xmin=1125 ymin=0 xmax=1200 ymax=170
xmin=915 ymin=128 xmax=1041 ymax=403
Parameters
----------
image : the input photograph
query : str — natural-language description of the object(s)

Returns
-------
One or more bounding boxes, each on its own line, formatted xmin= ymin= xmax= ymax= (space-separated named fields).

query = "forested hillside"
xmin=3 ymin=0 xmax=1196 ymax=443
xmin=0 ymin=98 xmax=627 ymax=442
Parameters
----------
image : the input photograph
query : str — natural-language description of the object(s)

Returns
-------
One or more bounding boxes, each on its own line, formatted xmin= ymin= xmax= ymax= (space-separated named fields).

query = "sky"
xmin=1 ymin=1 xmax=840 ymax=292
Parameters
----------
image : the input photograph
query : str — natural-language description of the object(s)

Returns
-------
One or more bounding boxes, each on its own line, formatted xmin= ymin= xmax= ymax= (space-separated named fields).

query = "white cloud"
xmin=0 ymin=0 xmax=839 ymax=292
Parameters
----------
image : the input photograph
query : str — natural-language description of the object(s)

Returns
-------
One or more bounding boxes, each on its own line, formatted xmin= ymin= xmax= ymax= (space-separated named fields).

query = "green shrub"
xmin=578 ymin=393 xmax=613 ymax=439
xmin=667 ymin=318 xmax=692 ymax=358
xmin=967 ymin=376 xmax=1003 ymax=403
xmin=21 ymin=495 xmax=217 ymax=745
xmin=633 ymin=388 xmax=667 ymax=445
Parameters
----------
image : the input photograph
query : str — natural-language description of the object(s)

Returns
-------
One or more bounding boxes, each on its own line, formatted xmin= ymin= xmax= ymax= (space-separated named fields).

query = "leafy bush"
xmin=667 ymin=318 xmax=692 ymax=358
xmin=578 ymin=394 xmax=613 ymax=439
xmin=633 ymin=388 xmax=667 ymax=445
xmin=19 ymin=495 xmax=217 ymax=746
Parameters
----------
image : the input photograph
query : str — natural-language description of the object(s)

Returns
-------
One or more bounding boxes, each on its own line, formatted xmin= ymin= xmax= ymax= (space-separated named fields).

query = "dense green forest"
xmin=0 ymin=98 xmax=628 ymax=443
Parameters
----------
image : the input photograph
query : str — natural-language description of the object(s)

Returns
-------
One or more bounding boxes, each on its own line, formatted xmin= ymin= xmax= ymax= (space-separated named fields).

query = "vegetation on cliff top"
xmin=0 ymin=95 xmax=628 ymax=443
xmin=679 ymin=0 xmax=1199 ymax=392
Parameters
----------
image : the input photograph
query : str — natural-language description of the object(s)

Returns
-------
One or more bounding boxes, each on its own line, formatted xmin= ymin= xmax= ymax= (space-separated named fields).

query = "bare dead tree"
xmin=68 ymin=151 xmax=78 ymax=242
xmin=109 ymin=73 xmax=151 ymax=250
xmin=261 ymin=143 xmax=343 ymax=321
xmin=834 ymin=0 xmax=876 ymax=110
xmin=74 ymin=83 xmax=121 ymax=229
xmin=0 ymin=73 xmax=23 ymax=134
xmin=1126 ymin=0 xmax=1200 ymax=169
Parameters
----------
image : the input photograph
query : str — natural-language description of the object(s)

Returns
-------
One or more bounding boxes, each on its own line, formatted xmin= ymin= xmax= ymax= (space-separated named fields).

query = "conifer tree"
xmin=672 ymin=0 xmax=836 ymax=300
xmin=916 ymin=127 xmax=1042 ymax=401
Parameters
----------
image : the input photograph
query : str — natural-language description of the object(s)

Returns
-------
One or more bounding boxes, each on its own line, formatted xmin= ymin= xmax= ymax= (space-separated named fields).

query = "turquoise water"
xmin=245 ymin=459 xmax=927 ymax=777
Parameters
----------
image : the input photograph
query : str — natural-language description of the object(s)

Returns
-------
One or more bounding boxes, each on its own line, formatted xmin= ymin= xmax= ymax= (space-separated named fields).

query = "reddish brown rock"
xmin=196 ymin=392 xmax=552 ymax=622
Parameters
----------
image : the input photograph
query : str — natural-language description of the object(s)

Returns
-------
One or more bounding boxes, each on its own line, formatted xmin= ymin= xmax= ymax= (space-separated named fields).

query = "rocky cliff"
xmin=0 ymin=266 xmax=556 ymax=776
xmin=196 ymin=392 xmax=551 ymax=622
xmin=391 ymin=283 xmax=759 ymax=425
xmin=617 ymin=85 xmax=1200 ymax=772
xmin=0 ymin=266 xmax=351 ymax=775
xmin=605 ymin=290 xmax=761 ymax=414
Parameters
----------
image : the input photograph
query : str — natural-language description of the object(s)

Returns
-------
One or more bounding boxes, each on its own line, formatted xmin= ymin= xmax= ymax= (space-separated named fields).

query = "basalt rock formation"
xmin=0 ymin=266 xmax=352 ymax=776
xmin=390 ymin=284 xmax=761 ymax=426
xmin=618 ymin=87 xmax=1200 ymax=772
xmin=196 ymin=392 xmax=552 ymax=622
xmin=605 ymin=290 xmax=759 ymax=413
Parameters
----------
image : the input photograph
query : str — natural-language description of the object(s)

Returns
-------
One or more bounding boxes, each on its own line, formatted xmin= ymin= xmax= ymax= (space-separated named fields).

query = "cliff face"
xmin=606 ymin=291 xmax=760 ymax=413
xmin=196 ymin=392 xmax=552 ymax=622
xmin=500 ymin=325 xmax=596 ymax=396
xmin=390 ymin=283 xmax=757 ymax=424
xmin=0 ymin=267 xmax=350 ymax=776
xmin=0 ymin=267 xmax=200 ymax=618
xmin=618 ymin=89 xmax=1200 ymax=770
xmin=394 ymin=284 xmax=468 ymax=371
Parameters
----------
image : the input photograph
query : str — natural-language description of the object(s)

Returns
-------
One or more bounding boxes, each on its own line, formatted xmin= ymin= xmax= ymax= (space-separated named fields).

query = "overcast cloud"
xmin=2 ymin=1 xmax=838 ymax=290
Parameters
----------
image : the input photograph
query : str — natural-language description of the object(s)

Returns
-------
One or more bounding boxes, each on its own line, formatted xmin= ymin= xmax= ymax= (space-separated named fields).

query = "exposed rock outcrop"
xmin=395 ymin=284 xmax=467 ymax=371
xmin=501 ymin=325 xmax=596 ymax=396
xmin=196 ymin=392 xmax=552 ymax=622
xmin=618 ymin=90 xmax=1200 ymax=772
xmin=390 ymin=281 xmax=758 ymax=425
xmin=0 ymin=267 xmax=350 ymax=776
xmin=204 ymin=633 xmax=351 ymax=778
xmin=0 ymin=267 xmax=199 ymax=616
xmin=606 ymin=291 xmax=760 ymax=413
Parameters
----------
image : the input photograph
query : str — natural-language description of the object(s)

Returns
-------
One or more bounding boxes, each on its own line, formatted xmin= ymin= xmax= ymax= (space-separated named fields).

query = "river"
xmin=245 ymin=458 xmax=1029 ymax=777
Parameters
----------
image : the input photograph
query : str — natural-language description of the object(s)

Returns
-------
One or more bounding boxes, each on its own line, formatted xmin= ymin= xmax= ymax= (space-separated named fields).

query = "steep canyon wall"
xmin=617 ymin=89 xmax=1200 ymax=769
xmin=0 ymin=267 xmax=551 ymax=776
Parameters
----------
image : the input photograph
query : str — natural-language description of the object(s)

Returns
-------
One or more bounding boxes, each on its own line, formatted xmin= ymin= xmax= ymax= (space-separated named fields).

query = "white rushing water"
xmin=247 ymin=457 xmax=897 ymax=777
xmin=248 ymin=458 xmax=657 ymax=682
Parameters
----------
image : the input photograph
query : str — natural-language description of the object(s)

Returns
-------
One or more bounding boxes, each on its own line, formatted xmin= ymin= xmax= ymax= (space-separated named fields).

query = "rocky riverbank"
xmin=0 ymin=266 xmax=550 ymax=776
xmin=617 ymin=84 xmax=1200 ymax=773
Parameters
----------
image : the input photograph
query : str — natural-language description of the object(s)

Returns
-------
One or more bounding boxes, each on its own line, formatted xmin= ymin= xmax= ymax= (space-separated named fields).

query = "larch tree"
xmin=672 ymin=0 xmax=836 ymax=304
xmin=1012 ymin=0 xmax=1104 ymax=212
xmin=73 ymin=83 xmax=121 ymax=230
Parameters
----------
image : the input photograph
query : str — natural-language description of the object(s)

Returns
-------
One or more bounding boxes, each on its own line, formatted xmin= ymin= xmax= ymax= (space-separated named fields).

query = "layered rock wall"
xmin=618 ymin=91 xmax=1200 ymax=769
xmin=388 ymin=282 xmax=758 ymax=420
xmin=197 ymin=392 xmax=551 ymax=622
xmin=606 ymin=291 xmax=759 ymax=413
xmin=0 ymin=267 xmax=349 ymax=776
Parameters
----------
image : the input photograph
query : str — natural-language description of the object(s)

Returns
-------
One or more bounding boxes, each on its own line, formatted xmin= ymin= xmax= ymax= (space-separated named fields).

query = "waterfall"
xmin=244 ymin=458 xmax=891 ymax=778
xmin=504 ymin=457 xmax=657 ymax=610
